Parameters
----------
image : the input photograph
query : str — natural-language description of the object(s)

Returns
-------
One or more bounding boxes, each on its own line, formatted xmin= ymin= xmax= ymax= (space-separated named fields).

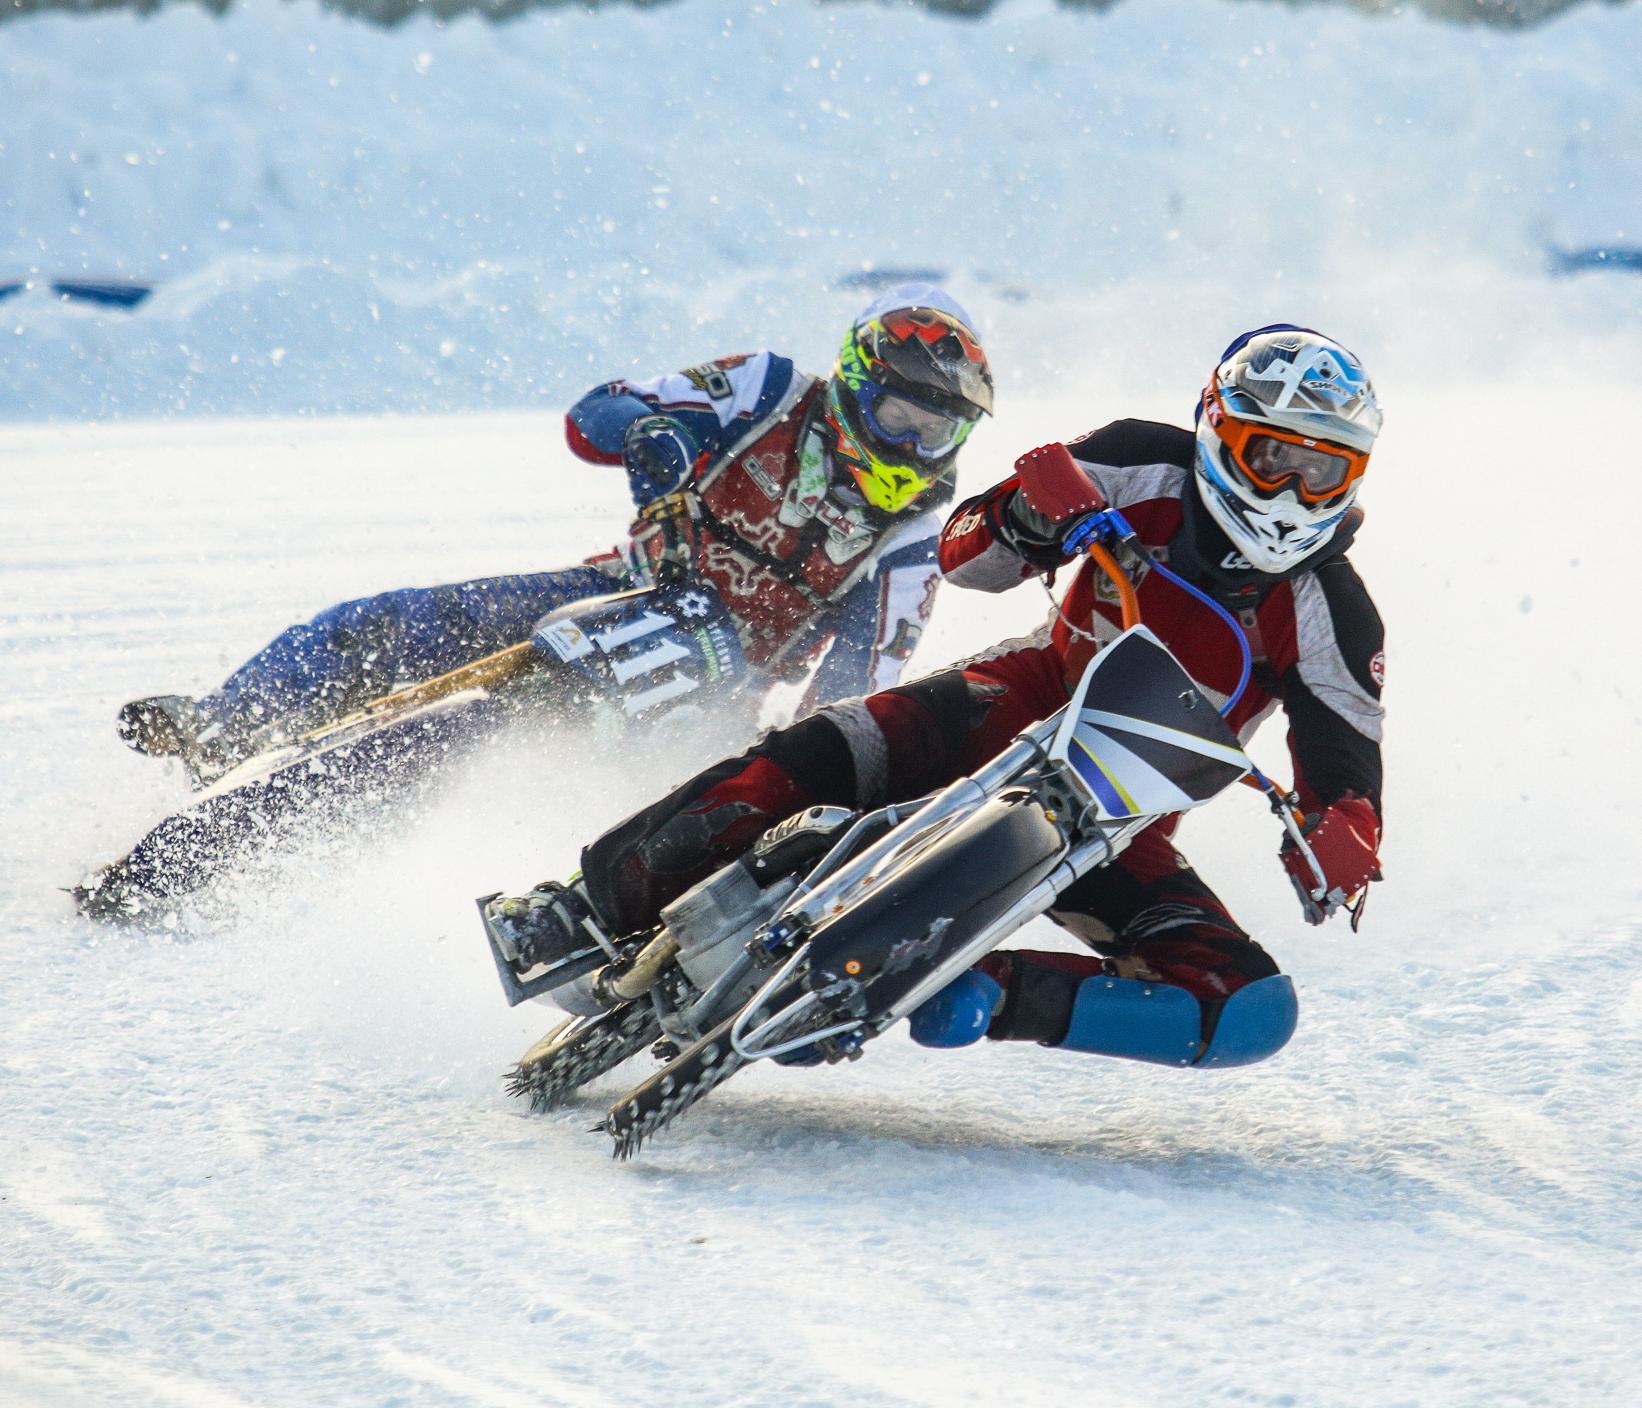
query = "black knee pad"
xmin=881 ymin=668 xmax=989 ymax=776
xmin=580 ymin=750 xmax=759 ymax=932
xmin=986 ymin=955 xmax=1081 ymax=1045
xmin=580 ymin=716 xmax=858 ymax=933
xmin=758 ymin=713 xmax=858 ymax=806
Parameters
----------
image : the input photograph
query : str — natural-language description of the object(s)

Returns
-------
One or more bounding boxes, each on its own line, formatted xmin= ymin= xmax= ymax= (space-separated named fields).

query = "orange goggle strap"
xmin=1203 ymin=384 xmax=1369 ymax=504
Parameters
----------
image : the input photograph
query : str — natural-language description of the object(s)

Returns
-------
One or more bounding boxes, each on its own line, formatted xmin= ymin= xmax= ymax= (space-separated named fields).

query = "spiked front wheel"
xmin=601 ymin=1011 xmax=749 ymax=1160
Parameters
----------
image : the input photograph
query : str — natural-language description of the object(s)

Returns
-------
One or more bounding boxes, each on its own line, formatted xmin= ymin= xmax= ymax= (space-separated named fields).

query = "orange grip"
xmin=1085 ymin=541 xmax=1141 ymax=629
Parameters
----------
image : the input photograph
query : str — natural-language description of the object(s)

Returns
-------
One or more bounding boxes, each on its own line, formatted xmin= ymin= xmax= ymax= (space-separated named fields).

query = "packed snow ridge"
xmin=2 ymin=0 xmax=1638 ymax=419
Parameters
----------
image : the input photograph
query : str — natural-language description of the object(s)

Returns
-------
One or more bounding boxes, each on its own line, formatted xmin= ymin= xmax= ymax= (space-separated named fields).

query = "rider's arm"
xmin=798 ymin=524 xmax=944 ymax=711
xmin=1271 ymin=557 xmax=1385 ymax=820
xmin=942 ymin=425 xmax=1197 ymax=593
xmin=564 ymin=351 xmax=799 ymax=477
xmin=938 ymin=475 xmax=1059 ymax=592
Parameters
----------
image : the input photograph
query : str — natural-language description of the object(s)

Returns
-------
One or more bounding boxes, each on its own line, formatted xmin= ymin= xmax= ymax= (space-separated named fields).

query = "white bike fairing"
xmin=1050 ymin=626 xmax=1253 ymax=822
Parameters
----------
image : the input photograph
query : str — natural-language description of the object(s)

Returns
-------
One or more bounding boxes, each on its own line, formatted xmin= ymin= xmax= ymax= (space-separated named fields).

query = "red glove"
xmin=1012 ymin=443 xmax=1106 ymax=536
xmin=1003 ymin=445 xmax=1108 ymax=563
xmin=1280 ymin=792 xmax=1382 ymax=925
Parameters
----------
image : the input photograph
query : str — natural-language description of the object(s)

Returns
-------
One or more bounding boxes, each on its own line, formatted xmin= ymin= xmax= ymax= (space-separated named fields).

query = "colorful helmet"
xmin=825 ymin=283 xmax=993 ymax=514
xmin=1193 ymin=325 xmax=1383 ymax=572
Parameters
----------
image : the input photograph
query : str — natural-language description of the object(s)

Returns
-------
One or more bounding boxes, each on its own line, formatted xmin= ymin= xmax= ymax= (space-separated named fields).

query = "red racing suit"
xmin=940 ymin=418 xmax=1386 ymax=820
xmin=577 ymin=418 xmax=1385 ymax=1045
xmin=566 ymin=351 xmax=948 ymax=703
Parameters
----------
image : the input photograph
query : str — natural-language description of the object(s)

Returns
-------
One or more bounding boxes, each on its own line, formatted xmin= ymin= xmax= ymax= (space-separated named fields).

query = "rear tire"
xmin=507 ymin=1002 xmax=661 ymax=1112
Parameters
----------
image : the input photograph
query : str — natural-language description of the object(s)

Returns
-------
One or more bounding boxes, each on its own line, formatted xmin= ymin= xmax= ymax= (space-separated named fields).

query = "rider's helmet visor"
xmin=857 ymin=383 xmax=979 ymax=461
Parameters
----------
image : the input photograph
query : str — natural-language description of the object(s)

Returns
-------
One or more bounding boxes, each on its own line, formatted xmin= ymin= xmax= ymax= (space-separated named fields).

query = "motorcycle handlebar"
xmin=1065 ymin=504 xmax=1338 ymax=914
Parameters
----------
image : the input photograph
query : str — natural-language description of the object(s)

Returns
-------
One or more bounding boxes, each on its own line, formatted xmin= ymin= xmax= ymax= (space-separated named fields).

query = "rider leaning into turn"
xmin=115 ymin=283 xmax=994 ymax=783
xmin=489 ymin=325 xmax=1387 ymax=1071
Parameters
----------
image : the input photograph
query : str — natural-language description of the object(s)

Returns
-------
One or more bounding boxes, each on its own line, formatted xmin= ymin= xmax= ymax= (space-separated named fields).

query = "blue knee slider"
xmin=1059 ymin=974 xmax=1297 ymax=1068
xmin=908 ymin=971 xmax=1004 ymax=1049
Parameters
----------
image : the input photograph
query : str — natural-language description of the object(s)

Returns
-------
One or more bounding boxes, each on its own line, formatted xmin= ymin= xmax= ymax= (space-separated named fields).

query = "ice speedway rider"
xmin=485 ymin=325 xmax=1387 ymax=1072
xmin=115 ymin=283 xmax=995 ymax=782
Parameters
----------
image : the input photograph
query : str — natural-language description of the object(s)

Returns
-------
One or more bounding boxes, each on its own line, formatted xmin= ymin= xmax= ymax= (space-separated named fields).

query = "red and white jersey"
xmin=940 ymin=419 xmax=1385 ymax=817
xmin=569 ymin=352 xmax=947 ymax=696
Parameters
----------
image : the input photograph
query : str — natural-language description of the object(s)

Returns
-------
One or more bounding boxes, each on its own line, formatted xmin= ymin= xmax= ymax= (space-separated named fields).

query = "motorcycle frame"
xmin=503 ymin=521 xmax=1341 ymax=1120
xmin=721 ymin=725 xmax=1155 ymax=1063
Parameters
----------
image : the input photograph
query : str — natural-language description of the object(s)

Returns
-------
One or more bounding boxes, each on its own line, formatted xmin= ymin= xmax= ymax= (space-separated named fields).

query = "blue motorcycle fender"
xmin=528 ymin=583 xmax=749 ymax=719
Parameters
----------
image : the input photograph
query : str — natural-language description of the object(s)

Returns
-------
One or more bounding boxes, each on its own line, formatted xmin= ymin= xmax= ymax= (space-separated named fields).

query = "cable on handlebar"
xmin=1137 ymin=553 xmax=1252 ymax=717
xmin=1061 ymin=508 xmax=1252 ymax=718
xmin=1059 ymin=502 xmax=1336 ymax=906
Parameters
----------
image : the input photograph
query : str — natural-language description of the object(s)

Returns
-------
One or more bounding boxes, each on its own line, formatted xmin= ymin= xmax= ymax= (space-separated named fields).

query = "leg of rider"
xmin=580 ymin=643 xmax=1070 ymax=936
xmin=194 ymin=566 xmax=617 ymax=747
xmin=919 ymin=821 xmax=1295 ymax=1065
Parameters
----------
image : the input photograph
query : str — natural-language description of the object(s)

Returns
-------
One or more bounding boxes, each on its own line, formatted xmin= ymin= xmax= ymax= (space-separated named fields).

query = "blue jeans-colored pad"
xmin=908 ymin=970 xmax=1003 ymax=1048
xmin=1061 ymin=974 xmax=1203 ymax=1066
xmin=1197 ymin=974 xmax=1297 ymax=1068
xmin=203 ymin=567 xmax=616 ymax=734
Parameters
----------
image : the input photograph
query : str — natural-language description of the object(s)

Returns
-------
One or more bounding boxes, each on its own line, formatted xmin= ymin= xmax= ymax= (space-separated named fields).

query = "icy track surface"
xmin=4 ymin=374 xmax=1642 ymax=1407
xmin=5 ymin=0 xmax=1642 ymax=1400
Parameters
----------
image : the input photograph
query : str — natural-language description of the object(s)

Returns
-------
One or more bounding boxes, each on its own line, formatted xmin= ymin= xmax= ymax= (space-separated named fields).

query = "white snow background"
xmin=3 ymin=1 xmax=1642 ymax=1405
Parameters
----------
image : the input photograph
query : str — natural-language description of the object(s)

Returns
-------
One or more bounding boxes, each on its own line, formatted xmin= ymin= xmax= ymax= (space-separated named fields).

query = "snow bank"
xmin=2 ymin=0 xmax=1638 ymax=419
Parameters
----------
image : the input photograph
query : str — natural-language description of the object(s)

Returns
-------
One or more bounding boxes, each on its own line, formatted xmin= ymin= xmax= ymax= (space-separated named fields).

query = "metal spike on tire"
xmin=507 ymin=1002 xmax=660 ymax=1113
xmin=602 ymin=1016 xmax=748 ymax=1160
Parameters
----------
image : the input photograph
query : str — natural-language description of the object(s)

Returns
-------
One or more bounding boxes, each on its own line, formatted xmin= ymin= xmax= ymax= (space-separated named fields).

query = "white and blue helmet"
xmin=1194 ymin=325 xmax=1383 ymax=572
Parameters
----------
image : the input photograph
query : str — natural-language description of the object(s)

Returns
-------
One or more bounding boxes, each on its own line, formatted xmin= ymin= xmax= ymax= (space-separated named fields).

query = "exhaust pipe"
xmin=597 ymin=932 xmax=680 ymax=1004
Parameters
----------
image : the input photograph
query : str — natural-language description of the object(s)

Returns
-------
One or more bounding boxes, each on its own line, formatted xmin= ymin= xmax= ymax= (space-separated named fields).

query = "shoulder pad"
xmin=1067 ymin=419 xmax=1195 ymax=470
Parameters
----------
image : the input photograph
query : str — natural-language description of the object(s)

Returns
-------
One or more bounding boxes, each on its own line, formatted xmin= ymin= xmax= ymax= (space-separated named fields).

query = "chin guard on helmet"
xmin=826 ymin=283 xmax=993 ymax=515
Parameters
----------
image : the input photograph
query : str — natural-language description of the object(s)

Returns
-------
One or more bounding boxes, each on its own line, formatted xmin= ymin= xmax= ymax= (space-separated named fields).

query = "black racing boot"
xmin=482 ymin=879 xmax=610 ymax=974
xmin=118 ymin=695 xmax=201 ymax=757
xmin=117 ymin=695 xmax=244 ymax=787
